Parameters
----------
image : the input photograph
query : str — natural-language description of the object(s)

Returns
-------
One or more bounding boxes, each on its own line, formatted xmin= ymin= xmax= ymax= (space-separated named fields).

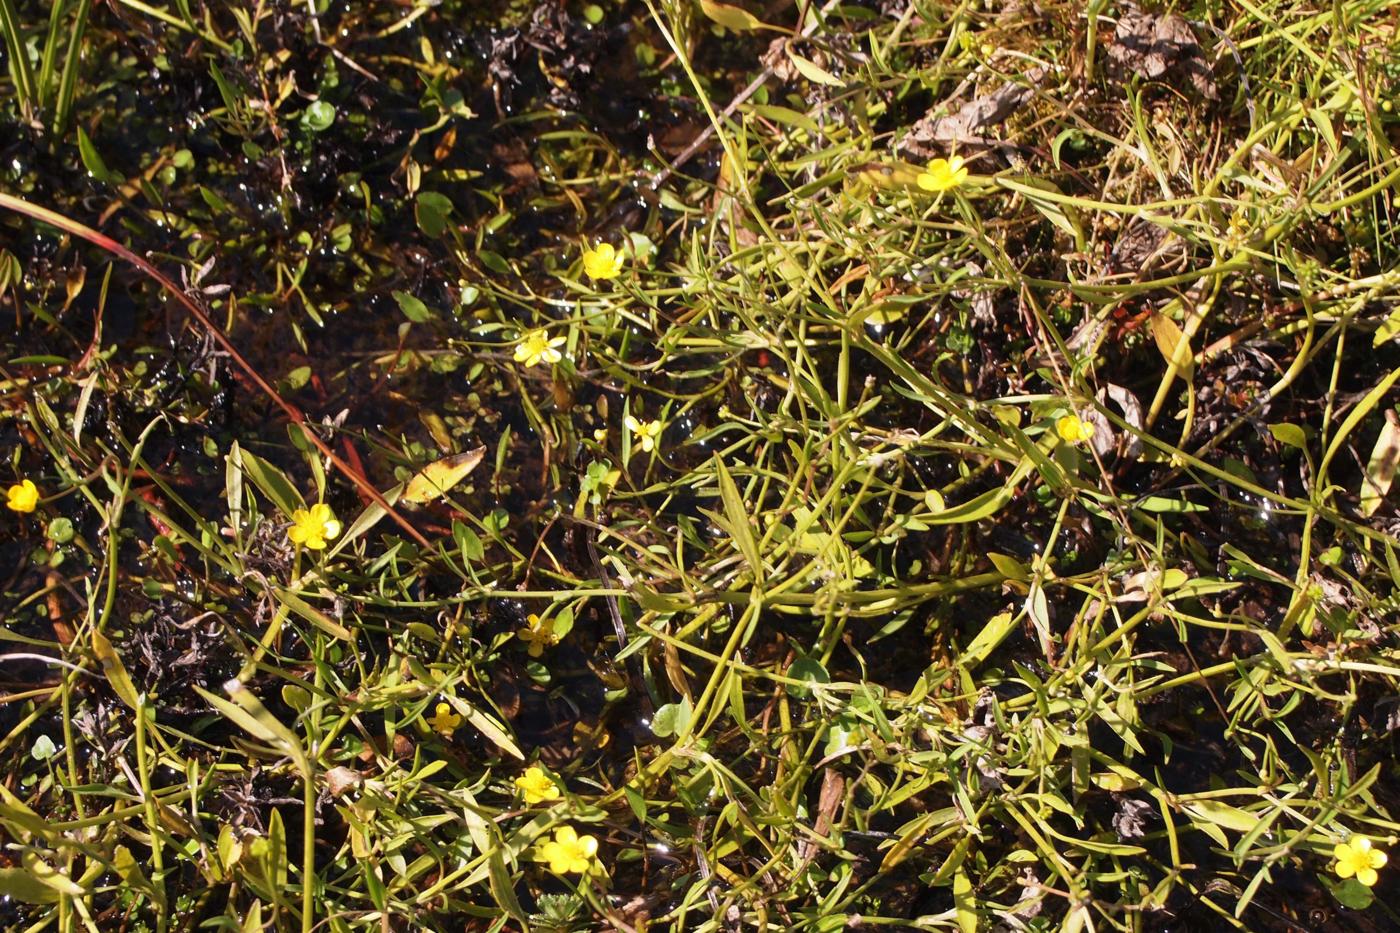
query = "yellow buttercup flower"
xmin=517 ymin=613 xmax=560 ymax=658
xmin=1055 ymin=414 xmax=1096 ymax=445
xmin=287 ymin=503 xmax=340 ymax=550
xmin=513 ymin=328 xmax=566 ymax=368
xmin=427 ymin=701 xmax=463 ymax=737
xmin=917 ymin=155 xmax=968 ymax=192
xmin=1335 ymin=837 xmax=1387 ymax=887
xmin=581 ymin=243 xmax=625 ymax=280
xmin=6 ymin=479 xmax=39 ymax=513
xmin=624 ymin=415 xmax=664 ymax=453
xmin=537 ymin=825 xmax=600 ymax=875
xmin=515 ymin=766 xmax=561 ymax=805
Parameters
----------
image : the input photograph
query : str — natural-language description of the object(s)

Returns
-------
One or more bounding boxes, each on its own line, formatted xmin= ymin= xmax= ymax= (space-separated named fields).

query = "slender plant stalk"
xmin=36 ymin=0 xmax=68 ymax=109
xmin=0 ymin=0 xmax=37 ymax=113
xmin=54 ymin=0 xmax=92 ymax=133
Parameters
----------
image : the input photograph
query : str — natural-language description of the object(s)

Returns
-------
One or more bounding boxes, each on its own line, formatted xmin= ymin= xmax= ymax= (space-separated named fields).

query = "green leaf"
xmin=714 ymin=456 xmax=763 ymax=581
xmin=748 ymin=104 xmax=819 ymax=133
xmin=924 ymin=457 xmax=1033 ymax=525
xmin=986 ymin=553 xmax=1030 ymax=583
xmin=786 ymin=656 xmax=830 ymax=696
xmin=208 ymin=62 xmax=242 ymax=116
xmin=21 ymin=851 xmax=84 ymax=897
xmin=46 ymin=517 xmax=74 ymax=544
xmin=440 ymin=695 xmax=523 ymax=759
xmin=1361 ymin=416 xmax=1400 ymax=517
xmin=650 ymin=697 xmax=693 ymax=738
xmin=232 ymin=443 xmax=305 ymax=517
xmin=1268 ymin=422 xmax=1308 ymax=450
xmin=30 ymin=735 xmax=57 ymax=761
xmin=1373 ymin=305 xmax=1400 ymax=346
xmin=301 ymin=100 xmax=336 ymax=131
xmin=487 ymin=846 xmax=528 ymax=925
xmin=92 ymin=630 xmax=140 ymax=710
xmin=953 ymin=866 xmax=977 ymax=933
xmin=699 ymin=0 xmax=762 ymax=31
xmin=786 ymin=50 xmax=844 ymax=87
xmin=196 ymin=683 xmax=310 ymax=778
xmin=415 ymin=191 xmax=454 ymax=238
xmin=0 ymin=867 xmax=60 ymax=904
xmin=478 ymin=249 xmax=510 ymax=274
xmin=961 ymin=611 xmax=1017 ymax=670
xmin=280 ymin=684 xmax=312 ymax=713
xmin=76 ymin=127 xmax=114 ymax=183
xmin=393 ymin=290 xmax=435 ymax=323
xmin=624 ymin=785 xmax=648 ymax=822
xmin=1327 ymin=876 xmax=1375 ymax=910
xmin=402 ymin=447 xmax=485 ymax=503
xmin=285 ymin=365 xmax=312 ymax=389
xmin=1130 ymin=495 xmax=1209 ymax=513
xmin=113 ymin=845 xmax=164 ymax=911
xmin=454 ymin=520 xmax=484 ymax=562
xmin=270 ymin=585 xmax=353 ymax=640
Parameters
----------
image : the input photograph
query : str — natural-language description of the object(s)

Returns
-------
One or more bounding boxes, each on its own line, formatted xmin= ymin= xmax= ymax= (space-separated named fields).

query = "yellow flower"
xmin=1226 ymin=211 xmax=1251 ymax=244
xmin=517 ymin=613 xmax=560 ymax=658
xmin=624 ymin=415 xmax=664 ymax=453
xmin=581 ymin=243 xmax=625 ymax=280
xmin=1335 ymin=837 xmax=1387 ymax=887
xmin=513 ymin=328 xmax=566 ymax=368
xmin=537 ymin=825 xmax=600 ymax=875
xmin=427 ymin=701 xmax=463 ymax=737
xmin=917 ymin=155 xmax=968 ymax=192
xmin=287 ymin=503 xmax=341 ymax=550
xmin=1055 ymin=413 xmax=1096 ymax=445
xmin=515 ymin=766 xmax=561 ymax=805
xmin=6 ymin=479 xmax=39 ymax=513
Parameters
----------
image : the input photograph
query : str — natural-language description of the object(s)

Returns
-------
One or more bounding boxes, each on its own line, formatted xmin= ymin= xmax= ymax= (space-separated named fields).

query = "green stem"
xmin=0 ymin=0 xmax=37 ymax=112
xmin=54 ymin=0 xmax=92 ymax=134
xmin=135 ymin=695 xmax=168 ymax=933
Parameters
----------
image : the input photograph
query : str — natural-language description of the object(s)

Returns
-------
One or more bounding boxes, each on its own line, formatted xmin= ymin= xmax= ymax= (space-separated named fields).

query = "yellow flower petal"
xmin=288 ymin=503 xmax=340 ymax=550
xmin=6 ymin=479 xmax=40 ymax=513
xmin=582 ymin=243 xmax=625 ymax=280
xmin=515 ymin=766 xmax=561 ymax=804
xmin=428 ymin=701 xmax=463 ymax=735
xmin=514 ymin=329 xmax=566 ymax=368
xmin=916 ymin=156 xmax=969 ymax=192
xmin=537 ymin=826 xmax=600 ymax=875
xmin=1055 ymin=414 xmax=1096 ymax=444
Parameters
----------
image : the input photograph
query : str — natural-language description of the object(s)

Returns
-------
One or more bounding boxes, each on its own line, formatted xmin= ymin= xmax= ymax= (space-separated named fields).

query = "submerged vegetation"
xmin=3 ymin=0 xmax=1400 ymax=930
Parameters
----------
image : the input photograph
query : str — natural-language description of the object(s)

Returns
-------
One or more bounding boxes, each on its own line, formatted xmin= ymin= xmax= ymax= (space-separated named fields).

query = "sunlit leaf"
xmin=699 ymin=0 xmax=762 ymax=31
xmin=402 ymin=447 xmax=486 ymax=503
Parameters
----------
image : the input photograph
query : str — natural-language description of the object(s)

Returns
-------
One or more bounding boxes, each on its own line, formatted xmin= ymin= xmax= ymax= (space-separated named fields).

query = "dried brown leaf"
xmin=901 ymin=68 xmax=1045 ymax=157
xmin=1107 ymin=10 xmax=1217 ymax=99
